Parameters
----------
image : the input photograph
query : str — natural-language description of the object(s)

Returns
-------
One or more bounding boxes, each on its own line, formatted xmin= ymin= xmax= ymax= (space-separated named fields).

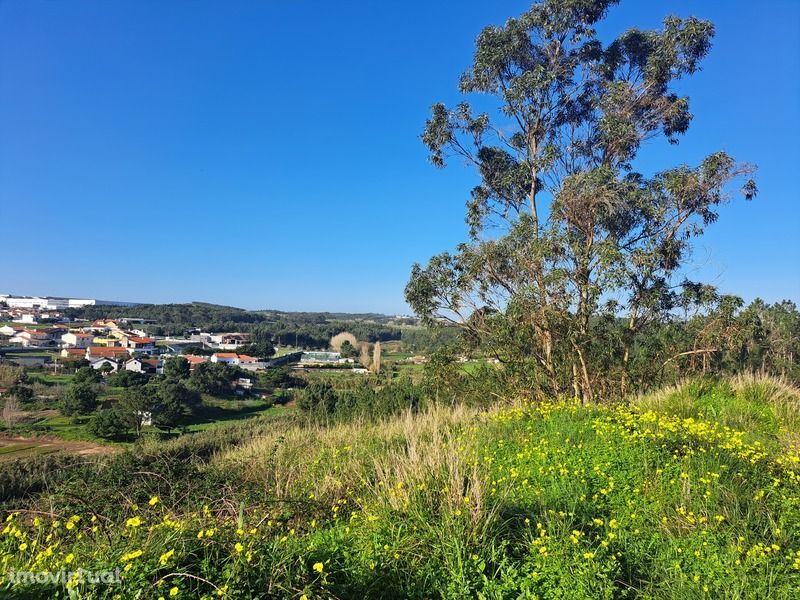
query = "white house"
xmin=61 ymin=332 xmax=94 ymax=349
xmin=124 ymin=336 xmax=157 ymax=354
xmin=124 ymin=357 xmax=162 ymax=374
xmin=89 ymin=357 xmax=119 ymax=372
xmin=14 ymin=314 xmax=38 ymax=324
xmin=209 ymin=333 xmax=250 ymax=350
xmin=210 ymin=352 xmax=239 ymax=365
xmin=9 ymin=329 xmax=55 ymax=347
xmin=209 ymin=353 xmax=263 ymax=370
xmin=0 ymin=325 xmax=23 ymax=337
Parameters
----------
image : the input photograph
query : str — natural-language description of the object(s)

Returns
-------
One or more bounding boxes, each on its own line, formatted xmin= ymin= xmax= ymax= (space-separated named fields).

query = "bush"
xmin=60 ymin=382 xmax=98 ymax=417
xmin=106 ymin=369 xmax=150 ymax=388
xmin=89 ymin=408 xmax=127 ymax=440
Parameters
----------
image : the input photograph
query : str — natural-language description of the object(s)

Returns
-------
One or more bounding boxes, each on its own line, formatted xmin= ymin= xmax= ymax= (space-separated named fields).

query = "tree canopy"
xmin=406 ymin=0 xmax=757 ymax=402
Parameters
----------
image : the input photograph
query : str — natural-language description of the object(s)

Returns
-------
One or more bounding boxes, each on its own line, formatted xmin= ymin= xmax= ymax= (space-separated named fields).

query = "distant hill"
xmin=64 ymin=302 xmax=413 ymax=345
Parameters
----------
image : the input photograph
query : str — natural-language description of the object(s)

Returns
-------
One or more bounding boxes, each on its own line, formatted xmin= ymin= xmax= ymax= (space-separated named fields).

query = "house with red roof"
xmin=9 ymin=329 xmax=56 ymax=347
xmin=183 ymin=355 xmax=209 ymax=370
xmin=61 ymin=332 xmax=94 ymax=349
xmin=209 ymin=353 xmax=264 ymax=370
xmin=123 ymin=336 xmax=157 ymax=354
xmin=86 ymin=346 xmax=131 ymax=360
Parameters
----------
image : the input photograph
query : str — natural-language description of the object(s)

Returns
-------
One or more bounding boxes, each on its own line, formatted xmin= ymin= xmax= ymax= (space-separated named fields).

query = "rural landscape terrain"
xmin=1 ymin=0 xmax=799 ymax=598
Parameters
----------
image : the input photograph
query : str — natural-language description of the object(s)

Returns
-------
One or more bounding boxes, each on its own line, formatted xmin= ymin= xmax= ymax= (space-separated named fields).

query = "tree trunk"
xmin=620 ymin=306 xmax=638 ymax=397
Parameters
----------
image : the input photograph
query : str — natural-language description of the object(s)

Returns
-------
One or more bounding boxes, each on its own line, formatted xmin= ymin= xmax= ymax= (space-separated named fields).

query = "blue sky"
xmin=1 ymin=0 xmax=798 ymax=313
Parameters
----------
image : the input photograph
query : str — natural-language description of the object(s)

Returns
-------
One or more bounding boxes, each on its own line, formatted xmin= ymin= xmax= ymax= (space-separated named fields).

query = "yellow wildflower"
xmin=126 ymin=516 xmax=142 ymax=528
xmin=121 ymin=549 xmax=143 ymax=561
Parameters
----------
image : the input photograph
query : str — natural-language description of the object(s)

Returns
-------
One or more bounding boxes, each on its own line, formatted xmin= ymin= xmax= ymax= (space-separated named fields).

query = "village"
xmin=0 ymin=295 xmax=440 ymax=450
xmin=0 ymin=298 xmax=393 ymax=378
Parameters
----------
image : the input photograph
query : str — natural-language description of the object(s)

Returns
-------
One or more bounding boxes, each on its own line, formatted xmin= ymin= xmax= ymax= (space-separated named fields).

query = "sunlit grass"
xmin=1 ymin=377 xmax=798 ymax=598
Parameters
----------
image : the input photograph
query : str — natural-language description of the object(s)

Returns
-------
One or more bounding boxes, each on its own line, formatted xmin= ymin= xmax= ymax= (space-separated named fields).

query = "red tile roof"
xmin=129 ymin=337 xmax=155 ymax=344
xmin=88 ymin=346 xmax=130 ymax=357
xmin=214 ymin=353 xmax=238 ymax=359
xmin=184 ymin=355 xmax=208 ymax=364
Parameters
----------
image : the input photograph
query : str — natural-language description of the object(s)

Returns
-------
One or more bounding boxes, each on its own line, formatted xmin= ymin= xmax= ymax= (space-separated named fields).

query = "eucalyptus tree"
xmin=405 ymin=0 xmax=756 ymax=401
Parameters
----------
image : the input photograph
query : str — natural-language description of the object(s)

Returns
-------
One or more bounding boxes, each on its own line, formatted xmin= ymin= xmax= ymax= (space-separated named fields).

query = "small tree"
xmin=88 ymin=409 xmax=127 ymax=440
xmin=237 ymin=341 xmax=275 ymax=359
xmin=163 ymin=356 xmax=190 ymax=380
xmin=8 ymin=384 xmax=34 ymax=406
xmin=2 ymin=396 xmax=20 ymax=428
xmin=189 ymin=362 xmax=239 ymax=396
xmin=153 ymin=380 xmax=201 ymax=432
xmin=330 ymin=332 xmax=358 ymax=352
xmin=359 ymin=343 xmax=371 ymax=369
xmin=98 ymin=362 xmax=115 ymax=376
xmin=106 ymin=369 xmax=149 ymax=388
xmin=297 ymin=381 xmax=338 ymax=414
xmin=372 ymin=341 xmax=382 ymax=373
xmin=340 ymin=340 xmax=359 ymax=359
xmin=117 ymin=385 xmax=156 ymax=437
xmin=60 ymin=382 xmax=98 ymax=418
xmin=74 ymin=367 xmax=101 ymax=385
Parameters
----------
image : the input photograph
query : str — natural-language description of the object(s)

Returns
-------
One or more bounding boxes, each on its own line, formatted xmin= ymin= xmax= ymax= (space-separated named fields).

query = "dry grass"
xmin=216 ymin=405 xmax=489 ymax=508
xmin=633 ymin=374 xmax=800 ymax=448
xmin=729 ymin=373 xmax=800 ymax=446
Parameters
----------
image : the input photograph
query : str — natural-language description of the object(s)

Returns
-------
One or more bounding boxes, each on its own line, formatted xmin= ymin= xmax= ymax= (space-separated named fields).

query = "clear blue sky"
xmin=1 ymin=0 xmax=798 ymax=313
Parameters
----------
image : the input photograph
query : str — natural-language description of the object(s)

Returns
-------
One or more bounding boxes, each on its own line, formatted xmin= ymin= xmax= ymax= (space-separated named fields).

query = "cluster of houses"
xmin=2 ymin=320 xmax=157 ymax=352
xmin=0 ymin=306 xmax=65 ymax=325
xmin=0 ymin=318 xmax=272 ymax=374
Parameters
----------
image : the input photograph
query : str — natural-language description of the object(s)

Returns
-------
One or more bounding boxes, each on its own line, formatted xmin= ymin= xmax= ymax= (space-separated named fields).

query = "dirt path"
xmin=0 ymin=434 xmax=119 ymax=460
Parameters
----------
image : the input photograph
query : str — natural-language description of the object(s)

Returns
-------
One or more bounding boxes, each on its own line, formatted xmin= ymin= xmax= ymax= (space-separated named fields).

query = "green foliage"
xmin=73 ymin=367 xmax=101 ymax=385
xmin=0 ymin=453 xmax=88 ymax=504
xmin=7 ymin=384 xmax=34 ymax=405
xmin=115 ymin=386 xmax=155 ymax=436
xmin=152 ymin=380 xmax=201 ymax=431
xmin=297 ymin=381 xmax=338 ymax=414
xmin=407 ymin=0 xmax=759 ymax=402
xmin=162 ymin=356 xmax=190 ymax=380
xmin=189 ymin=362 xmax=242 ymax=396
xmin=59 ymin=382 xmax=98 ymax=417
xmin=2 ymin=378 xmax=798 ymax=598
xmin=298 ymin=378 xmax=424 ymax=420
xmin=88 ymin=408 xmax=128 ymax=440
xmin=257 ymin=366 xmax=304 ymax=394
xmin=106 ymin=369 xmax=149 ymax=388
xmin=237 ymin=341 xmax=276 ymax=359
xmin=65 ymin=302 xmax=404 ymax=344
xmin=339 ymin=340 xmax=359 ymax=359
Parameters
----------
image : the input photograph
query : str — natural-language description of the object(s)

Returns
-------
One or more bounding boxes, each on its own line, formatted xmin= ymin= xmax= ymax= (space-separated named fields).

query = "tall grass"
xmin=634 ymin=374 xmax=800 ymax=448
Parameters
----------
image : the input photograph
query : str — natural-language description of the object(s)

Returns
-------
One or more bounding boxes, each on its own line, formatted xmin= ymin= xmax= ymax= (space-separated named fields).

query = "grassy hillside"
xmin=0 ymin=377 xmax=798 ymax=598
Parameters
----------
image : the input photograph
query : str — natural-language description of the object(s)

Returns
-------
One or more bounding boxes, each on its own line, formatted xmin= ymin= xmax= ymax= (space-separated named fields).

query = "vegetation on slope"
xmin=0 ymin=377 xmax=798 ymax=598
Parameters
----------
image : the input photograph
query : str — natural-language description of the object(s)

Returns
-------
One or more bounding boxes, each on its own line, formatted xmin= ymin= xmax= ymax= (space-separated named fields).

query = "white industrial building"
xmin=0 ymin=295 xmax=135 ymax=310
